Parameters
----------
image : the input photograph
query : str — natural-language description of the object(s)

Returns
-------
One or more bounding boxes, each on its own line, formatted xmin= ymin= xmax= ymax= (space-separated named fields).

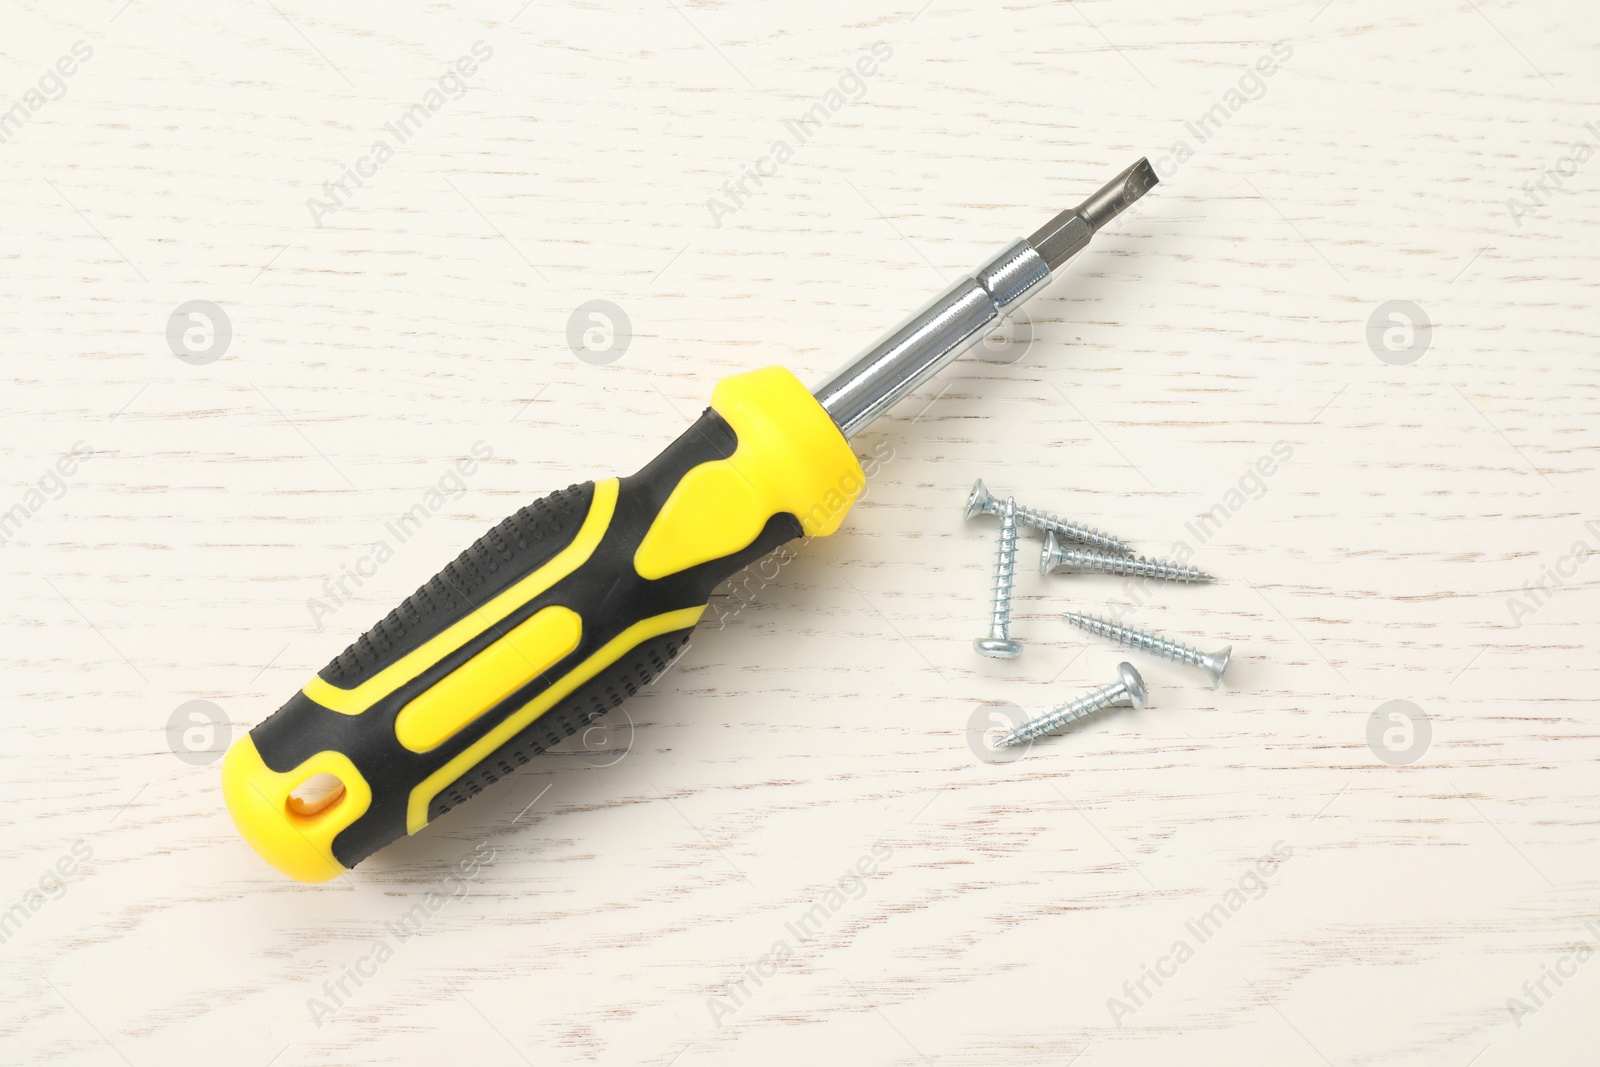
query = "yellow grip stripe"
xmin=303 ymin=479 xmax=619 ymax=716
xmin=393 ymin=605 xmax=583 ymax=753
xmin=406 ymin=604 xmax=706 ymax=834
xmin=633 ymin=366 xmax=865 ymax=581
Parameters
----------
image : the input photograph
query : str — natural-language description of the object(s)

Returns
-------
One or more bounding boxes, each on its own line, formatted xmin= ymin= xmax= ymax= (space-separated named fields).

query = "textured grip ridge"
xmin=320 ymin=484 xmax=591 ymax=689
xmin=222 ymin=366 xmax=866 ymax=882
xmin=428 ymin=630 xmax=690 ymax=818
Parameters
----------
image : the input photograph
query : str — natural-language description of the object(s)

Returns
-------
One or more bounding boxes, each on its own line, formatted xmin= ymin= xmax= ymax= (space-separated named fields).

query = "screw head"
xmin=1200 ymin=645 xmax=1232 ymax=688
xmin=974 ymin=636 xmax=1022 ymax=659
xmin=1117 ymin=661 xmax=1147 ymax=709
xmin=964 ymin=478 xmax=998 ymax=521
xmin=1039 ymin=530 xmax=1062 ymax=574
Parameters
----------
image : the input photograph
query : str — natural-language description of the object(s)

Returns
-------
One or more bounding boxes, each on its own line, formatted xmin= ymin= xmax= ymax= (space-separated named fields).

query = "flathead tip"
xmin=1027 ymin=157 xmax=1160 ymax=271
xmin=1077 ymin=157 xmax=1159 ymax=235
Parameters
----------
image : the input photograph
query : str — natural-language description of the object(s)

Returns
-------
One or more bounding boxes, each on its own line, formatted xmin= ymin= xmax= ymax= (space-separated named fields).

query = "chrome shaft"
xmin=812 ymin=158 xmax=1158 ymax=439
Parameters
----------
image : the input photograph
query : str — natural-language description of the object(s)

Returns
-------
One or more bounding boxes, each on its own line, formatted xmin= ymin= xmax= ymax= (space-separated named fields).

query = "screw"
xmin=966 ymin=478 xmax=1130 ymax=554
xmin=1062 ymin=611 xmax=1232 ymax=687
xmin=993 ymin=662 xmax=1147 ymax=747
xmin=1040 ymin=532 xmax=1215 ymax=583
xmin=973 ymin=496 xmax=1022 ymax=659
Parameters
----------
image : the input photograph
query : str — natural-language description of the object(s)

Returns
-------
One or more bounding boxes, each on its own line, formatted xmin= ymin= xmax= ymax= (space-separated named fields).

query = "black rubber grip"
xmin=249 ymin=410 xmax=803 ymax=869
xmin=318 ymin=484 xmax=595 ymax=690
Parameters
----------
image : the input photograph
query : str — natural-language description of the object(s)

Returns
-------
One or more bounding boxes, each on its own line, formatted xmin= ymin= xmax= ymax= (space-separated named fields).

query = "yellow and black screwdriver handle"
xmin=223 ymin=367 xmax=864 ymax=882
xmin=221 ymin=159 xmax=1160 ymax=882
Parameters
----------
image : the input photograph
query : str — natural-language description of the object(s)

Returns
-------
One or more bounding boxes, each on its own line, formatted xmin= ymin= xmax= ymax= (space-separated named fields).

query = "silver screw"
xmin=973 ymin=496 xmax=1022 ymax=659
xmin=993 ymin=662 xmax=1147 ymax=747
xmin=966 ymin=478 xmax=1130 ymax=554
xmin=1063 ymin=611 xmax=1232 ymax=687
xmin=1040 ymin=532 xmax=1215 ymax=583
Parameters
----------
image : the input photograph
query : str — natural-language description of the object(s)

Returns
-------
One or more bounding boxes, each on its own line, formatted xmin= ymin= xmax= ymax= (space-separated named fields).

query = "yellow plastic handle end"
xmin=633 ymin=366 xmax=866 ymax=581
xmin=221 ymin=735 xmax=371 ymax=883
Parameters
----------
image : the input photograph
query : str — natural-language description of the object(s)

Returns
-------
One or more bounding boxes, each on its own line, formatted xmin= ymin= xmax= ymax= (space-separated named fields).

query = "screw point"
xmin=1002 ymin=665 xmax=1152 ymax=746
xmin=1043 ymin=545 xmax=1213 ymax=583
xmin=1060 ymin=611 xmax=1232 ymax=686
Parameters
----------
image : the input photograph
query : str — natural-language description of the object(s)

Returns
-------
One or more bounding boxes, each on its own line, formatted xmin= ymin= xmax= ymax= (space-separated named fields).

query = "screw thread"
xmin=1063 ymin=611 xmax=1202 ymax=667
xmin=1047 ymin=545 xmax=1213 ymax=583
xmin=1002 ymin=681 xmax=1132 ymax=745
xmin=1015 ymin=504 xmax=1130 ymax=554
xmin=987 ymin=500 xmax=1019 ymax=635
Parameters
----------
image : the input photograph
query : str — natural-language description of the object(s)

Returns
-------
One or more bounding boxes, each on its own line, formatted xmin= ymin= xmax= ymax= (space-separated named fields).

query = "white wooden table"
xmin=3 ymin=0 xmax=1596 ymax=1063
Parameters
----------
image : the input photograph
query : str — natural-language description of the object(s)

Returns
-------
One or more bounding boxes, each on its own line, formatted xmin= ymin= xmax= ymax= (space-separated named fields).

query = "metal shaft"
xmin=812 ymin=159 xmax=1159 ymax=439
xmin=973 ymin=498 xmax=1022 ymax=659
xmin=1041 ymin=534 xmax=1215 ymax=583
xmin=1062 ymin=611 xmax=1232 ymax=687
xmin=994 ymin=662 xmax=1147 ymax=747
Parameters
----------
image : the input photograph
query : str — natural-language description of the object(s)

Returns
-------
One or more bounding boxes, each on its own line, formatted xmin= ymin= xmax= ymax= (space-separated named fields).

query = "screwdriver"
xmin=222 ymin=158 xmax=1160 ymax=882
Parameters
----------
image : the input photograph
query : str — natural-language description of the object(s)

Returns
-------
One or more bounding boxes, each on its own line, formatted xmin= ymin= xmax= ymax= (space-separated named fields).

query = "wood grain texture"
xmin=1 ymin=0 xmax=1596 ymax=1063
